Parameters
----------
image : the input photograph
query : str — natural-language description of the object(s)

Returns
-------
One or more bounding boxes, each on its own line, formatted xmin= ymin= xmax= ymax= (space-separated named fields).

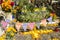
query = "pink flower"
xmin=1 ymin=20 xmax=8 ymax=29
xmin=15 ymin=22 xmax=23 ymax=31
xmin=41 ymin=19 xmax=47 ymax=26
xmin=28 ymin=22 xmax=35 ymax=30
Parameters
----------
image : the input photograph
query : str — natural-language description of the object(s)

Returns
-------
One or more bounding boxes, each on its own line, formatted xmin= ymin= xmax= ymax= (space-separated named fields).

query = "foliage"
xmin=12 ymin=0 xmax=50 ymax=22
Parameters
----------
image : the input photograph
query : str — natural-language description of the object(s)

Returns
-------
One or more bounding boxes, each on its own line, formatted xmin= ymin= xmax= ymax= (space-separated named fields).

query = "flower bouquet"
xmin=12 ymin=0 xmax=50 ymax=22
xmin=1 ymin=0 xmax=14 ymax=12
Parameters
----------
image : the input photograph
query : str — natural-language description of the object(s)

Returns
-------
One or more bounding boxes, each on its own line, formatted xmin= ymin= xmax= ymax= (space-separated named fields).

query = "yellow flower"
xmin=40 ymin=30 xmax=44 ymax=34
xmin=22 ymin=9 xmax=25 ymax=13
xmin=8 ymin=5 xmax=12 ymax=9
xmin=2 ymin=0 xmax=12 ymax=11
xmin=10 ymin=32 xmax=14 ymax=36
xmin=37 ymin=30 xmax=40 ymax=34
xmin=2 ymin=3 xmax=5 ymax=8
xmin=13 ymin=9 xmax=17 ymax=13
xmin=12 ymin=19 xmax=17 ymax=22
xmin=32 ymin=32 xmax=39 ymax=38
xmin=7 ymin=27 xmax=17 ymax=32
xmin=23 ymin=32 xmax=30 ymax=35
xmin=6 ymin=27 xmax=12 ymax=32
xmin=11 ymin=27 xmax=17 ymax=32
xmin=49 ymin=30 xmax=53 ymax=32
xmin=53 ymin=38 xmax=59 ymax=40
xmin=7 ymin=0 xmax=11 ymax=4
xmin=0 ymin=37 xmax=5 ymax=40
xmin=42 ymin=7 xmax=46 ymax=11
xmin=43 ymin=30 xmax=48 ymax=34
xmin=2 ymin=34 xmax=6 ymax=39
xmin=6 ymin=6 xmax=9 ymax=9
xmin=53 ymin=24 xmax=57 ymax=27
xmin=34 ymin=8 xmax=40 ymax=12
xmin=16 ymin=6 xmax=20 ymax=10
xmin=3 ymin=2 xmax=8 ymax=6
xmin=34 ymin=34 xmax=39 ymax=38
xmin=0 ymin=34 xmax=6 ymax=40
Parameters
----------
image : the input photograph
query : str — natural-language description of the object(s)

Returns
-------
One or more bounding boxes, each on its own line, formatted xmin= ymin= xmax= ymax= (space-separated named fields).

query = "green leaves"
xmin=18 ymin=0 xmax=29 ymax=7
xmin=17 ymin=8 xmax=49 ymax=22
xmin=14 ymin=0 xmax=50 ymax=22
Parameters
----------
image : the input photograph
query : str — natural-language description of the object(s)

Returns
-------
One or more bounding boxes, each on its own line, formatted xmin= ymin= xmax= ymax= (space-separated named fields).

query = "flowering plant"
xmin=1 ymin=0 xmax=14 ymax=12
xmin=12 ymin=0 xmax=50 ymax=22
xmin=5 ymin=27 xmax=17 ymax=40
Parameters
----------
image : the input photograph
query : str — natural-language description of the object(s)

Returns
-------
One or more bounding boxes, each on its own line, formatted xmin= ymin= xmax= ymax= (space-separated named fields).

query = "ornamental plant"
xmin=1 ymin=0 xmax=14 ymax=12
xmin=12 ymin=0 xmax=50 ymax=22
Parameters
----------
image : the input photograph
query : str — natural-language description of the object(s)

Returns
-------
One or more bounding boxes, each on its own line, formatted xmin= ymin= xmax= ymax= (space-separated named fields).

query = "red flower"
xmin=51 ymin=11 xmax=55 ymax=15
xmin=0 ymin=0 xmax=3 ymax=4
xmin=54 ymin=28 xmax=59 ymax=32
xmin=10 ymin=2 xmax=14 ymax=6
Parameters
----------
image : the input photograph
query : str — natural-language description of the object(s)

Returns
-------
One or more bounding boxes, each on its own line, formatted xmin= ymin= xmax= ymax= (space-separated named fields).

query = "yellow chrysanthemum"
xmin=0 ymin=37 xmax=5 ymax=40
xmin=40 ymin=30 xmax=44 ymax=34
xmin=8 ymin=5 xmax=12 ymax=9
xmin=2 ymin=0 xmax=12 ymax=11
xmin=22 ymin=9 xmax=27 ymax=13
xmin=6 ymin=27 xmax=17 ymax=32
xmin=2 ymin=3 xmax=5 ymax=8
xmin=7 ymin=0 xmax=11 ymax=4
xmin=16 ymin=6 xmax=20 ymax=10
xmin=10 ymin=32 xmax=14 ymax=36
xmin=6 ymin=27 xmax=11 ymax=32
xmin=13 ymin=9 xmax=17 ymax=13
xmin=53 ymin=38 xmax=59 ymax=40
xmin=23 ymin=32 xmax=30 ymax=35
xmin=32 ymin=32 xmax=39 ymax=38
xmin=11 ymin=27 xmax=17 ymax=32
xmin=1 ymin=34 xmax=6 ymax=38
xmin=49 ymin=30 xmax=53 ymax=33
xmin=43 ymin=30 xmax=48 ymax=34
xmin=37 ymin=30 xmax=40 ymax=34
xmin=4 ymin=2 xmax=8 ymax=6
xmin=6 ymin=6 xmax=10 ymax=9
xmin=34 ymin=8 xmax=40 ymax=12
xmin=42 ymin=7 xmax=46 ymax=11
xmin=12 ymin=19 xmax=17 ymax=22
xmin=22 ymin=10 xmax=24 ymax=12
xmin=0 ymin=34 xmax=6 ymax=40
